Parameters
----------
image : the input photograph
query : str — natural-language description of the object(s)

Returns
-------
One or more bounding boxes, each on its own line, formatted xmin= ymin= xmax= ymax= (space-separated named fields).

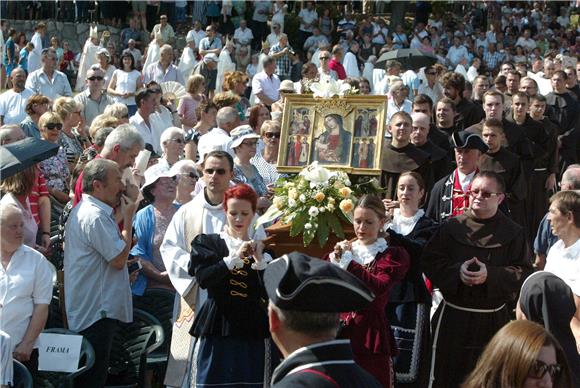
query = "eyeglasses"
xmin=204 ymin=168 xmax=227 ymax=175
xmin=468 ymin=189 xmax=502 ymax=199
xmin=88 ymin=76 xmax=104 ymax=81
xmin=168 ymin=138 xmax=184 ymax=144
xmin=320 ymin=56 xmax=330 ymax=60
xmin=180 ymin=172 xmax=198 ymax=180
xmin=528 ymin=360 xmax=562 ymax=381
xmin=45 ymin=123 xmax=63 ymax=131
xmin=264 ymin=132 xmax=281 ymax=139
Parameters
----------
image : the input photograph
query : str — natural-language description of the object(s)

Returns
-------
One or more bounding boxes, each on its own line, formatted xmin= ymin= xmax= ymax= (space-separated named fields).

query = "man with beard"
xmin=426 ymin=130 xmax=488 ymax=223
xmin=422 ymin=171 xmax=532 ymax=388
xmin=381 ymin=111 xmax=432 ymax=199
xmin=479 ymin=119 xmax=527 ymax=228
xmin=0 ymin=68 xmax=33 ymax=125
xmin=441 ymin=71 xmax=485 ymax=129
xmin=508 ymin=92 xmax=558 ymax=242
xmin=546 ymin=70 xmax=580 ymax=172
xmin=65 ymin=158 xmax=139 ymax=387
xmin=411 ymin=112 xmax=449 ymax=182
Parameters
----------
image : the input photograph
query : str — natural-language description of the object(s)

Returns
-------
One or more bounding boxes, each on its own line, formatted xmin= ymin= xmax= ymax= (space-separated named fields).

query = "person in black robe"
xmin=422 ymin=171 xmax=533 ymax=388
xmin=441 ymin=71 xmax=485 ymax=129
xmin=381 ymin=111 xmax=432 ymax=199
xmin=510 ymin=93 xmax=559 ymax=242
xmin=412 ymin=94 xmax=452 ymax=153
xmin=426 ymin=131 xmax=488 ymax=223
xmin=517 ymin=271 xmax=580 ymax=386
xmin=479 ymin=119 xmax=527 ymax=229
xmin=264 ymin=252 xmax=382 ymax=388
xmin=546 ymin=70 xmax=580 ymax=172
xmin=411 ymin=112 xmax=450 ymax=182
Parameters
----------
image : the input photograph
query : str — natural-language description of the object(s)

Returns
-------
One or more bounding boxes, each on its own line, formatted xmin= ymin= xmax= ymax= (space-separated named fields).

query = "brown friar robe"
xmin=421 ymin=210 xmax=533 ymax=388
xmin=380 ymin=141 xmax=433 ymax=200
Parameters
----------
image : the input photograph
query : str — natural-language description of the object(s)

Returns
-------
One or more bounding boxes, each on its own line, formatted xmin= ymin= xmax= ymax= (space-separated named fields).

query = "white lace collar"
xmin=387 ymin=208 xmax=424 ymax=236
xmin=219 ymin=229 xmax=249 ymax=250
xmin=351 ymin=238 xmax=388 ymax=265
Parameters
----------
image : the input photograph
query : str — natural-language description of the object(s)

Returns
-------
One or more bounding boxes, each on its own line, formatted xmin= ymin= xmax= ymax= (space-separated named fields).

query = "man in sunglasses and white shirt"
xmin=74 ymin=66 xmax=114 ymax=127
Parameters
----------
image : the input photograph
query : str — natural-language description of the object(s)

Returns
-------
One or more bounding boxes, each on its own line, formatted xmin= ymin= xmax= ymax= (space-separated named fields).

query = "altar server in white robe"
xmin=343 ymin=41 xmax=361 ymax=78
xmin=75 ymin=25 xmax=101 ymax=92
xmin=28 ymin=24 xmax=45 ymax=74
xmin=178 ymin=36 xmax=198 ymax=81
xmin=142 ymin=33 xmax=162 ymax=75
xmin=215 ymin=40 xmax=236 ymax=93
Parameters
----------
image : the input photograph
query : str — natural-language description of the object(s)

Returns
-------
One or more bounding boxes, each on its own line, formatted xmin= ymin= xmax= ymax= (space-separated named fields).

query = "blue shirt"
xmin=25 ymin=68 xmax=72 ymax=100
xmin=533 ymin=213 xmax=559 ymax=255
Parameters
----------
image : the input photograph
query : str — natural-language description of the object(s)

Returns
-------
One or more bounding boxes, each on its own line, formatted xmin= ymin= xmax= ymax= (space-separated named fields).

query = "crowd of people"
xmin=1 ymin=1 xmax=580 ymax=388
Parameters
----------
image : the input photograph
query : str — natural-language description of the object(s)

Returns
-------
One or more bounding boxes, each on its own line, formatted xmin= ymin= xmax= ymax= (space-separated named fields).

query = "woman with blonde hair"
xmin=462 ymin=320 xmax=572 ymax=388
xmin=53 ymin=97 xmax=86 ymax=170
xmin=103 ymin=103 xmax=129 ymax=124
xmin=178 ymin=74 xmax=206 ymax=130
xmin=223 ymin=70 xmax=250 ymax=118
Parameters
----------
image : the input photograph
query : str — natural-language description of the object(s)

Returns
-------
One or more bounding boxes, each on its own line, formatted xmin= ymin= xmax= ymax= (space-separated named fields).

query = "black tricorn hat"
xmin=264 ymin=252 xmax=375 ymax=312
xmin=451 ymin=130 xmax=489 ymax=153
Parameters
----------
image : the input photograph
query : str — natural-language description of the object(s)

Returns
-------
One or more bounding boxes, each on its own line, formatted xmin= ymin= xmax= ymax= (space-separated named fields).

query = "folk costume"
xmin=386 ymin=210 xmax=438 ymax=388
xmin=381 ymin=141 xmax=432 ymax=200
xmin=326 ymin=239 xmax=410 ymax=387
xmin=264 ymin=252 xmax=382 ymax=388
xmin=422 ymin=210 xmax=532 ymax=388
xmin=188 ymin=232 xmax=272 ymax=387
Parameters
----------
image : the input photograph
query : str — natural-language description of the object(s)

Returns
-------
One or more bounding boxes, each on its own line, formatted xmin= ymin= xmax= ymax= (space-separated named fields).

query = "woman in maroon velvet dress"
xmin=326 ymin=195 xmax=410 ymax=387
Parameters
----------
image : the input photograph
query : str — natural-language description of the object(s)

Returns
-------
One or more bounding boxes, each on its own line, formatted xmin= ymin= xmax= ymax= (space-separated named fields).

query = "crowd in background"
xmin=1 ymin=1 xmax=580 ymax=388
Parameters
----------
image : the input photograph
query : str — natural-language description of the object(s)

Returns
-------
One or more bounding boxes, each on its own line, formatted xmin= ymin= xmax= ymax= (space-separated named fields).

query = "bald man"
xmin=0 ymin=68 xmax=34 ymax=125
xmin=411 ymin=112 xmax=449 ymax=182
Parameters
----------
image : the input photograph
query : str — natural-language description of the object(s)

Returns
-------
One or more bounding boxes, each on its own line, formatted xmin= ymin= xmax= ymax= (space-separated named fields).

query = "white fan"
xmin=160 ymin=81 xmax=188 ymax=100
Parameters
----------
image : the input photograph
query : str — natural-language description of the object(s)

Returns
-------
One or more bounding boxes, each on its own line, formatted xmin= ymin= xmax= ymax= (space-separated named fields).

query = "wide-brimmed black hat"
xmin=264 ymin=252 xmax=374 ymax=312
xmin=451 ymin=130 xmax=489 ymax=153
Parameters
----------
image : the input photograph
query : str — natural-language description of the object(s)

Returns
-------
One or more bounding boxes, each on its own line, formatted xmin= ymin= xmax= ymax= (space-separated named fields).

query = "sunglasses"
xmin=320 ymin=57 xmax=330 ymax=60
xmin=181 ymin=172 xmax=198 ymax=180
xmin=168 ymin=138 xmax=184 ymax=144
xmin=150 ymin=88 xmax=162 ymax=93
xmin=264 ymin=132 xmax=281 ymax=139
xmin=242 ymin=140 xmax=258 ymax=147
xmin=88 ymin=76 xmax=104 ymax=81
xmin=204 ymin=168 xmax=227 ymax=175
xmin=468 ymin=189 xmax=501 ymax=199
xmin=45 ymin=123 xmax=63 ymax=130
xmin=528 ymin=360 xmax=562 ymax=381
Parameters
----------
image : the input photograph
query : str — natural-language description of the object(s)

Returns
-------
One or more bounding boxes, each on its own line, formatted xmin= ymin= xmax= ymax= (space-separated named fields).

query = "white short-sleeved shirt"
xmin=0 ymin=245 xmax=53 ymax=349
xmin=234 ymin=27 xmax=254 ymax=46
xmin=0 ymin=88 xmax=34 ymax=125
xmin=298 ymin=8 xmax=318 ymax=32
xmin=186 ymin=29 xmax=206 ymax=49
xmin=64 ymin=194 xmax=132 ymax=332
xmin=111 ymin=69 xmax=141 ymax=106
xmin=252 ymin=71 xmax=280 ymax=105
xmin=544 ymin=238 xmax=580 ymax=296
xmin=24 ymin=68 xmax=73 ymax=101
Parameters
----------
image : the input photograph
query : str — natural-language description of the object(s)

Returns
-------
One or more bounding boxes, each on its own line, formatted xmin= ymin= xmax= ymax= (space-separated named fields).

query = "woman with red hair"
xmin=188 ymin=184 xmax=272 ymax=388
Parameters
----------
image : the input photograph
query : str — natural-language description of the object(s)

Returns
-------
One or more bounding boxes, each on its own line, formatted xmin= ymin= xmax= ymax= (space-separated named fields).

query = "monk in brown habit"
xmin=422 ymin=171 xmax=533 ymax=388
xmin=479 ymin=119 xmax=527 ymax=229
xmin=411 ymin=112 xmax=450 ymax=182
xmin=381 ymin=111 xmax=432 ymax=199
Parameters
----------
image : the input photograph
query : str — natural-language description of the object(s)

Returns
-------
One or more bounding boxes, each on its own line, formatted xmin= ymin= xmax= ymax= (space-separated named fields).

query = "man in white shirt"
xmin=25 ymin=48 xmax=72 ymax=100
xmin=0 ymin=68 xmax=34 ymax=125
xmin=143 ymin=44 xmax=185 ymax=86
xmin=251 ymin=57 xmax=280 ymax=106
xmin=446 ymin=37 xmax=469 ymax=68
xmin=65 ymin=158 xmax=138 ymax=387
xmin=303 ymin=27 xmax=329 ymax=53
xmin=130 ymin=88 xmax=165 ymax=154
xmin=318 ymin=50 xmax=337 ymax=81
xmin=186 ymin=20 xmax=206 ymax=50
xmin=233 ymin=19 xmax=254 ymax=53
xmin=298 ymin=1 xmax=318 ymax=44
xmin=199 ymin=25 xmax=222 ymax=57
xmin=197 ymin=107 xmax=240 ymax=161
xmin=515 ymin=28 xmax=536 ymax=52
xmin=27 ymin=22 xmax=45 ymax=74
xmin=266 ymin=23 xmax=283 ymax=49
xmin=0 ymin=203 xmax=52 ymax=378
xmin=418 ymin=66 xmax=443 ymax=106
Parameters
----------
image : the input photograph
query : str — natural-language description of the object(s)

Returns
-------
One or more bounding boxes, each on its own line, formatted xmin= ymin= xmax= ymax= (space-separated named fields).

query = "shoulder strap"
xmin=297 ymin=369 xmax=340 ymax=387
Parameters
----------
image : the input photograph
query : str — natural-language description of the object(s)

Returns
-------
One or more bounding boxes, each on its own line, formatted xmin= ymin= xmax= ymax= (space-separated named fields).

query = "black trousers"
xmin=75 ymin=318 xmax=119 ymax=388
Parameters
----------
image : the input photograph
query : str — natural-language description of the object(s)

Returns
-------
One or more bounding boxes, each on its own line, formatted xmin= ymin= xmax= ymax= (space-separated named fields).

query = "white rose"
xmin=319 ymin=206 xmax=326 ymax=213
xmin=299 ymin=194 xmax=307 ymax=202
xmin=308 ymin=206 xmax=319 ymax=217
xmin=288 ymin=198 xmax=297 ymax=207
xmin=304 ymin=223 xmax=313 ymax=230
xmin=300 ymin=162 xmax=334 ymax=188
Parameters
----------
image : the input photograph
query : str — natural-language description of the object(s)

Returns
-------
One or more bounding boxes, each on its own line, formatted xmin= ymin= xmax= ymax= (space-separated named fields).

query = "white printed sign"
xmin=37 ymin=333 xmax=82 ymax=373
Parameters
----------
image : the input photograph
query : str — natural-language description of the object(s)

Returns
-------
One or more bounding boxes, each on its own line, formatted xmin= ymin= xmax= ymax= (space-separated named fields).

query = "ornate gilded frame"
xmin=277 ymin=95 xmax=388 ymax=175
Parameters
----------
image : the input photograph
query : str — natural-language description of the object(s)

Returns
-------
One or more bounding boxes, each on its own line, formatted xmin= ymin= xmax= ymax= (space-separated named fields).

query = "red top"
xmin=73 ymin=154 xmax=103 ymax=206
xmin=328 ymin=59 xmax=346 ymax=80
xmin=451 ymin=168 xmax=476 ymax=217
xmin=30 ymin=168 xmax=49 ymax=225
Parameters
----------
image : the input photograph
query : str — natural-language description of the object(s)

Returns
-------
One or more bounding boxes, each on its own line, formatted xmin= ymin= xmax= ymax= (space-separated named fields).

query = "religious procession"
xmin=0 ymin=1 xmax=579 ymax=387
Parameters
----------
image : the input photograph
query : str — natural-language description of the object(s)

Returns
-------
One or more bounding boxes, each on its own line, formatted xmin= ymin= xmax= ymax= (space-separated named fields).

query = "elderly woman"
xmin=53 ymin=97 xmax=86 ymax=170
xmin=130 ymin=166 xmax=179 ymax=295
xmin=19 ymin=94 xmax=50 ymax=139
xmin=230 ymin=125 xmax=270 ymax=210
xmin=169 ymin=159 xmax=198 ymax=205
xmin=178 ymin=74 xmax=206 ymax=131
xmin=251 ymin=120 xmax=281 ymax=186
xmin=0 ymin=203 xmax=52 ymax=380
xmin=96 ymin=47 xmax=116 ymax=90
xmin=37 ymin=112 xmax=70 ymax=206
xmin=188 ymin=184 xmax=271 ymax=387
xmin=158 ymin=127 xmax=185 ymax=170
xmin=271 ymin=80 xmax=296 ymax=113
xmin=184 ymin=101 xmax=218 ymax=162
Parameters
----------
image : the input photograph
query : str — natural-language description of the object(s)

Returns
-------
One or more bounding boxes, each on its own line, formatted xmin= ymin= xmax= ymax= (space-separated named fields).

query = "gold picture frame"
xmin=278 ymin=95 xmax=388 ymax=175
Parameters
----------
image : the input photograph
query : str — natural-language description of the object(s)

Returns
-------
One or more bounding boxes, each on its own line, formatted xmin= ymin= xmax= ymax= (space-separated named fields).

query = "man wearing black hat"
xmin=422 ymin=171 xmax=532 ymax=388
xmin=264 ymin=252 xmax=382 ymax=387
xmin=426 ymin=130 xmax=488 ymax=223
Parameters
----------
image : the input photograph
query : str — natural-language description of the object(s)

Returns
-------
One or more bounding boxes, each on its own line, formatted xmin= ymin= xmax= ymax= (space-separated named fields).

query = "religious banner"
xmin=278 ymin=94 xmax=388 ymax=175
